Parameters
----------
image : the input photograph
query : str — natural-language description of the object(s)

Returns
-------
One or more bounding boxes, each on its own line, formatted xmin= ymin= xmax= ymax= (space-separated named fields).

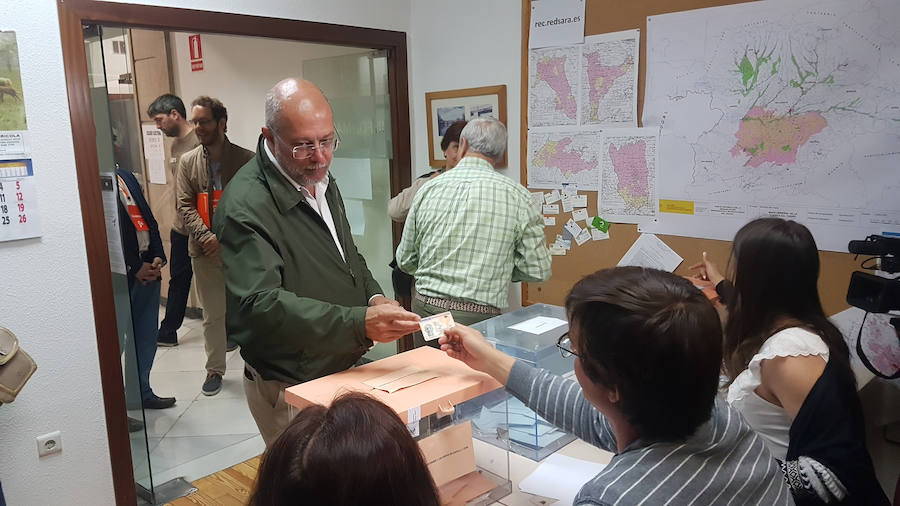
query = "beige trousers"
xmin=190 ymin=254 xmax=227 ymax=375
xmin=242 ymin=363 xmax=295 ymax=447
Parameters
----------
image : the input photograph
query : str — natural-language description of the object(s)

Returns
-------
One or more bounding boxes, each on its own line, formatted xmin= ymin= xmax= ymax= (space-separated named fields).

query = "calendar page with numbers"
xmin=0 ymin=159 xmax=41 ymax=241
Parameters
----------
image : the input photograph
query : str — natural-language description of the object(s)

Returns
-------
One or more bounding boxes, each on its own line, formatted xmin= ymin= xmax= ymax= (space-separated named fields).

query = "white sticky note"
xmin=562 ymin=198 xmax=574 ymax=213
xmin=545 ymin=189 xmax=562 ymax=204
xmin=570 ymin=195 xmax=588 ymax=208
xmin=543 ymin=216 xmax=556 ymax=226
xmin=543 ymin=204 xmax=560 ymax=215
xmin=572 ymin=208 xmax=588 ymax=222
xmin=564 ymin=218 xmax=582 ymax=237
xmin=592 ymin=229 xmax=610 ymax=241
xmin=561 ymin=183 xmax=578 ymax=197
xmin=531 ymin=192 xmax=546 ymax=206
xmin=575 ymin=228 xmax=591 ymax=245
xmin=549 ymin=244 xmax=567 ymax=256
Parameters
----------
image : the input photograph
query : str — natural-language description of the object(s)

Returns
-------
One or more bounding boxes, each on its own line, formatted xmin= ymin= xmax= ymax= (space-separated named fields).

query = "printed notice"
xmin=617 ymin=233 xmax=683 ymax=272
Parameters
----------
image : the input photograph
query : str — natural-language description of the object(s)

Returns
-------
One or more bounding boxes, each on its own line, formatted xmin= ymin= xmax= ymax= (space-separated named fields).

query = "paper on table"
xmin=518 ymin=453 xmax=607 ymax=504
xmin=363 ymin=366 xmax=439 ymax=393
xmin=617 ymin=233 xmax=683 ymax=272
xmin=508 ymin=316 xmax=568 ymax=335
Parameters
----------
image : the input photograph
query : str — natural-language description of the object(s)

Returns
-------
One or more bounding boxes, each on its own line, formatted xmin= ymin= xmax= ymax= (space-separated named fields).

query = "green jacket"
xmin=212 ymin=136 xmax=381 ymax=384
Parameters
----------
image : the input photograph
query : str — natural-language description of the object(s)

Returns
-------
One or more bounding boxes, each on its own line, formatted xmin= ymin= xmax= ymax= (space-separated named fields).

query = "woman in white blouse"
xmin=693 ymin=218 xmax=888 ymax=505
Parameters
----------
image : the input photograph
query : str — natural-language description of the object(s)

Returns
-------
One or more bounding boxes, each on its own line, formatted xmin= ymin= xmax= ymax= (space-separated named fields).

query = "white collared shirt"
xmin=264 ymin=141 xmax=345 ymax=262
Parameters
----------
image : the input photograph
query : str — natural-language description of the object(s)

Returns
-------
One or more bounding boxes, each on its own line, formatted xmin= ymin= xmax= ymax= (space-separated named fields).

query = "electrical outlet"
xmin=36 ymin=431 xmax=62 ymax=457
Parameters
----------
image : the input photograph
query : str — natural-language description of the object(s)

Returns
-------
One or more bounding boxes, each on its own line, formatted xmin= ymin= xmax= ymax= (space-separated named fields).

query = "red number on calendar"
xmin=18 ymin=203 xmax=25 ymax=212
xmin=16 ymin=192 xmax=23 ymax=201
xmin=18 ymin=214 xmax=26 ymax=223
xmin=15 ymin=181 xmax=20 ymax=190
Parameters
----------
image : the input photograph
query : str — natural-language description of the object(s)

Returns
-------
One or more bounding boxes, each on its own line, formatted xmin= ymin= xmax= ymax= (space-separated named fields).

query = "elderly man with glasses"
xmin=212 ymin=78 xmax=421 ymax=446
xmin=176 ymin=96 xmax=255 ymax=397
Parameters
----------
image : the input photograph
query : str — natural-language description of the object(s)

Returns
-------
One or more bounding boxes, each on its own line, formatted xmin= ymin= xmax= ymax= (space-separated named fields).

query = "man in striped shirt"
xmin=397 ymin=118 xmax=551 ymax=344
xmin=440 ymin=267 xmax=791 ymax=505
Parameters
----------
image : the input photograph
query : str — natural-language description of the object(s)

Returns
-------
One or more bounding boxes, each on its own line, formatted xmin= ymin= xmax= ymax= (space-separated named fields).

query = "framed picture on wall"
xmin=426 ymin=85 xmax=507 ymax=168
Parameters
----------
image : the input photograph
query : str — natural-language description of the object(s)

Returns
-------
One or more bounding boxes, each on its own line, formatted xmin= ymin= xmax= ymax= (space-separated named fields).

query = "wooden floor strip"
xmin=166 ymin=456 xmax=260 ymax=506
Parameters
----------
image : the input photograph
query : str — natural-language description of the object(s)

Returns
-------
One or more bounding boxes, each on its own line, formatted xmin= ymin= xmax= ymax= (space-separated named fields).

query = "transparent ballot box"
xmin=285 ymin=347 xmax=511 ymax=505
xmin=471 ymin=303 xmax=575 ymax=461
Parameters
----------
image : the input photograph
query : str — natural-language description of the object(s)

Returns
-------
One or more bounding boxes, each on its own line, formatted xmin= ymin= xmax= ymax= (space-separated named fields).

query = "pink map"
xmin=608 ymin=140 xmax=649 ymax=208
xmin=585 ymin=53 xmax=631 ymax=119
xmin=536 ymin=57 xmax=577 ymax=120
xmin=730 ymin=107 xmax=827 ymax=167
xmin=534 ymin=138 xmax=597 ymax=176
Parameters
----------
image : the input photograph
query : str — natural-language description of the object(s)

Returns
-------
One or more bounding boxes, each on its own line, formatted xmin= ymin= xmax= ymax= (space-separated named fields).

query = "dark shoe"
xmin=202 ymin=373 xmax=223 ymax=396
xmin=127 ymin=416 xmax=145 ymax=433
xmin=142 ymin=395 xmax=176 ymax=410
xmin=157 ymin=335 xmax=178 ymax=347
xmin=226 ymin=340 xmax=239 ymax=352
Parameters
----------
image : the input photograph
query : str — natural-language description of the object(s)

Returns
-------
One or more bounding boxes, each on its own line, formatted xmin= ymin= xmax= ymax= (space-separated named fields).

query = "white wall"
xmin=0 ymin=1 xmax=410 ymax=505
xmin=108 ymin=0 xmax=411 ymax=33
xmin=0 ymin=1 xmax=115 ymax=504
xmin=408 ymin=0 xmax=525 ymax=308
xmin=170 ymin=33 xmax=370 ymax=151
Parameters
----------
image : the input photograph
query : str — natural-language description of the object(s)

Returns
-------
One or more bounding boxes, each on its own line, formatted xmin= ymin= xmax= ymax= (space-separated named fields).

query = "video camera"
xmin=846 ymin=235 xmax=900 ymax=314
xmin=846 ymin=234 xmax=899 ymax=379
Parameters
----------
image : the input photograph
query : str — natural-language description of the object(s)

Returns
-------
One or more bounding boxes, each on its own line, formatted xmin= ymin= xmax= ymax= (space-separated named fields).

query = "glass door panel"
xmin=303 ymin=51 xmax=395 ymax=361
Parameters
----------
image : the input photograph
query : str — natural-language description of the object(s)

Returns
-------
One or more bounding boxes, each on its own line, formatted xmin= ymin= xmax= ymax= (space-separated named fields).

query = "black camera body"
xmin=846 ymin=235 xmax=899 ymax=313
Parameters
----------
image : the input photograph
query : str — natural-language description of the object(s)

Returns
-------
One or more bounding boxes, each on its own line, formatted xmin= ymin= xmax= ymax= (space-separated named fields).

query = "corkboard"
xmin=519 ymin=0 xmax=860 ymax=315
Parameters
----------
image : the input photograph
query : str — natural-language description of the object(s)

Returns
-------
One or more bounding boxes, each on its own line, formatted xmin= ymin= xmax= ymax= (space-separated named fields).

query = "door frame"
xmin=57 ymin=2 xmax=411 ymax=503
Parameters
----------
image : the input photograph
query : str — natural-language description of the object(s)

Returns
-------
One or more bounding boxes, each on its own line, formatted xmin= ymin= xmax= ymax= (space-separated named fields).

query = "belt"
xmin=415 ymin=292 xmax=501 ymax=315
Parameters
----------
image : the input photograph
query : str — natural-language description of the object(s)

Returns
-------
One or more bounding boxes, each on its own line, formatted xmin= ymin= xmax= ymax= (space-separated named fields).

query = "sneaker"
xmin=127 ymin=416 xmax=145 ymax=433
xmin=202 ymin=373 xmax=223 ymax=396
xmin=142 ymin=394 xmax=176 ymax=410
xmin=226 ymin=340 xmax=239 ymax=352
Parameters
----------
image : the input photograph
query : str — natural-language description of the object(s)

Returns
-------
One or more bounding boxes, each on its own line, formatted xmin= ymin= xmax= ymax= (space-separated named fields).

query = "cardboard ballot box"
xmin=471 ymin=303 xmax=577 ymax=461
xmin=285 ymin=346 xmax=512 ymax=505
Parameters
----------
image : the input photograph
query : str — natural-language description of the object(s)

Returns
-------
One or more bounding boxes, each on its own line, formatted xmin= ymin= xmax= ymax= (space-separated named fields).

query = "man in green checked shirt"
xmin=397 ymin=117 xmax=552 ymax=347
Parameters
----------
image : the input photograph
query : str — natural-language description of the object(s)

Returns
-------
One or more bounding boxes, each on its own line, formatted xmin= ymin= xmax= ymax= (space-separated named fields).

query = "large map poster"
xmin=641 ymin=0 xmax=900 ymax=252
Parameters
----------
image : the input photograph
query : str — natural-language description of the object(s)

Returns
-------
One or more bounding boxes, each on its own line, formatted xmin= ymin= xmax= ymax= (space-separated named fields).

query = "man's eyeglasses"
xmin=278 ymin=134 xmax=341 ymax=160
xmin=557 ymin=332 xmax=579 ymax=358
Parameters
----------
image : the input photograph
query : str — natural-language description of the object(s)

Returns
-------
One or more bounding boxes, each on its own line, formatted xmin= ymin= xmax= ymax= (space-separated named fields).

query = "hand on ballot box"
xmin=439 ymin=324 xmax=516 ymax=385
xmin=365 ymin=304 xmax=421 ymax=343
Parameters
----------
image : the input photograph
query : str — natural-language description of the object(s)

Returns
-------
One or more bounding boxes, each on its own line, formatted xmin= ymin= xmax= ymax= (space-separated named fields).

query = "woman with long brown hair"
xmin=694 ymin=217 xmax=888 ymax=505
xmin=249 ymin=392 xmax=440 ymax=506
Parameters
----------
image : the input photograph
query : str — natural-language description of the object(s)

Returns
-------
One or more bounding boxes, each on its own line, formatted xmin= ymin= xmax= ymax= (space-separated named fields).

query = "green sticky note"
xmin=592 ymin=216 xmax=610 ymax=233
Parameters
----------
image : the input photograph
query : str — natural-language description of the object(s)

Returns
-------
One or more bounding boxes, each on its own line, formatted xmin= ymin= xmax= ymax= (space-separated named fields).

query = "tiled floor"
xmin=131 ymin=311 xmax=265 ymax=492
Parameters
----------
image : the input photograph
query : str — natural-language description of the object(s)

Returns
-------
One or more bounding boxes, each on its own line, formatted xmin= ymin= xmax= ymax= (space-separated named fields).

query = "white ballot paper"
xmin=508 ymin=316 xmax=568 ymax=335
xmin=617 ymin=233 xmax=683 ymax=272
xmin=519 ymin=453 xmax=606 ymax=504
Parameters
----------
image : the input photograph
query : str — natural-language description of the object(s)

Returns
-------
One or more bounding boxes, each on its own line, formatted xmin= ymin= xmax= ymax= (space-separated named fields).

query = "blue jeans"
xmin=127 ymin=279 xmax=161 ymax=401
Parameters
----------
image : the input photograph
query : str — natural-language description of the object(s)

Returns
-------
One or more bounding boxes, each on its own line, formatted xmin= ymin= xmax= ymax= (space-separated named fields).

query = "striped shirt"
xmin=396 ymin=157 xmax=551 ymax=308
xmin=506 ymin=361 xmax=792 ymax=506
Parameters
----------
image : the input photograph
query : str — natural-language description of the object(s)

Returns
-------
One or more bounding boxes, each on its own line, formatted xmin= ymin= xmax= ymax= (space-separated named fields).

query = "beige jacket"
xmin=176 ymin=137 xmax=254 ymax=257
xmin=387 ymin=170 xmax=440 ymax=222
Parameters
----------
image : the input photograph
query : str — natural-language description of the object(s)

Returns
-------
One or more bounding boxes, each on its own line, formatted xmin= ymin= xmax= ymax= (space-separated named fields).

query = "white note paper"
xmin=617 ymin=233 xmax=683 ymax=272
xmin=508 ymin=316 xmax=568 ymax=335
xmin=518 ymin=453 xmax=606 ymax=505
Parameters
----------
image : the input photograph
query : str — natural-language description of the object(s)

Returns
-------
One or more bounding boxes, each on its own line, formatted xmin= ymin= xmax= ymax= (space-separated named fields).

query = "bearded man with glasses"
xmin=213 ymin=78 xmax=421 ymax=446
xmin=176 ymin=96 xmax=255 ymax=397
